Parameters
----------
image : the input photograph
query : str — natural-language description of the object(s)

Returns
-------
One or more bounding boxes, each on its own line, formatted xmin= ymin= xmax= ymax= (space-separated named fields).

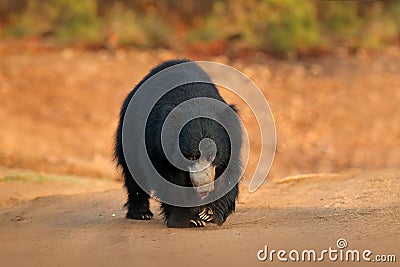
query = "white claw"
xmin=190 ymin=219 xmax=197 ymax=226
xmin=199 ymin=208 xmax=214 ymax=223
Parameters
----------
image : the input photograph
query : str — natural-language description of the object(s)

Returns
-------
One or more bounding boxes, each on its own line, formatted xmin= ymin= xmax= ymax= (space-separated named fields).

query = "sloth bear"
xmin=115 ymin=59 xmax=242 ymax=228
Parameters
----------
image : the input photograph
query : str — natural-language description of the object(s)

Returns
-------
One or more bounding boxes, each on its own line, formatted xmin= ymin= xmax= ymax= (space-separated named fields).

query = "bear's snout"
xmin=189 ymin=160 xmax=215 ymax=195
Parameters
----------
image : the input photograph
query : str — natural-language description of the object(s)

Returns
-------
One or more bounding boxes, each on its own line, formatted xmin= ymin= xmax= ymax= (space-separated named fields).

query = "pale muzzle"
xmin=189 ymin=160 xmax=215 ymax=197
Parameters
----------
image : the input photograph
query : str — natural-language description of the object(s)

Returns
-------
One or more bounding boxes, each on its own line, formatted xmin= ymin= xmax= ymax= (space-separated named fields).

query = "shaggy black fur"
xmin=115 ymin=59 xmax=242 ymax=228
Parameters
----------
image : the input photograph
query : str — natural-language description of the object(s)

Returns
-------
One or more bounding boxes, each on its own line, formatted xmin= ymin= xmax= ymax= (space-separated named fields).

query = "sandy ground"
xmin=0 ymin=169 xmax=399 ymax=267
xmin=0 ymin=169 xmax=120 ymax=208
xmin=0 ymin=47 xmax=399 ymax=266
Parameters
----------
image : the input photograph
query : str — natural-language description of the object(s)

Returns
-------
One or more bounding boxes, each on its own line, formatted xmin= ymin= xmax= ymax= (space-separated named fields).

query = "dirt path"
xmin=0 ymin=169 xmax=121 ymax=208
xmin=0 ymin=47 xmax=399 ymax=266
xmin=1 ymin=169 xmax=399 ymax=267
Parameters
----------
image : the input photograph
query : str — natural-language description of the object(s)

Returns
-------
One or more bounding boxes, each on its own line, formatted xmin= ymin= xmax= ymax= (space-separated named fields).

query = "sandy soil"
xmin=0 ymin=47 xmax=399 ymax=266
xmin=1 ymin=169 xmax=399 ymax=267
xmin=0 ymin=169 xmax=120 ymax=208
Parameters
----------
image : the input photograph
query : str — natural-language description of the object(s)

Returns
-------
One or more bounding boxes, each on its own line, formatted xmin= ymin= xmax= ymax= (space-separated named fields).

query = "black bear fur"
xmin=114 ymin=59 xmax=242 ymax=228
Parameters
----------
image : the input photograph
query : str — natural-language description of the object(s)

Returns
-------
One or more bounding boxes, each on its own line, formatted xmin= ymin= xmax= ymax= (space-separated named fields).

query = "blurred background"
xmin=0 ymin=0 xmax=399 ymax=205
xmin=1 ymin=0 xmax=400 ymax=56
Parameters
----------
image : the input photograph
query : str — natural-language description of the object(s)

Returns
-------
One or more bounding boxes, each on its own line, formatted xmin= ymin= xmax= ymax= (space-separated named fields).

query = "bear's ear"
xmin=217 ymin=102 xmax=242 ymax=141
xmin=214 ymin=103 xmax=242 ymax=142
xmin=228 ymin=104 xmax=239 ymax=114
xmin=217 ymin=103 xmax=240 ymax=120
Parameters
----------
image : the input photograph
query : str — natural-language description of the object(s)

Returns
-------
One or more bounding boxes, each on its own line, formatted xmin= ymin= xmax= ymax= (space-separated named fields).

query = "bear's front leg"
xmin=161 ymin=204 xmax=205 ymax=228
xmin=124 ymin=171 xmax=153 ymax=220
